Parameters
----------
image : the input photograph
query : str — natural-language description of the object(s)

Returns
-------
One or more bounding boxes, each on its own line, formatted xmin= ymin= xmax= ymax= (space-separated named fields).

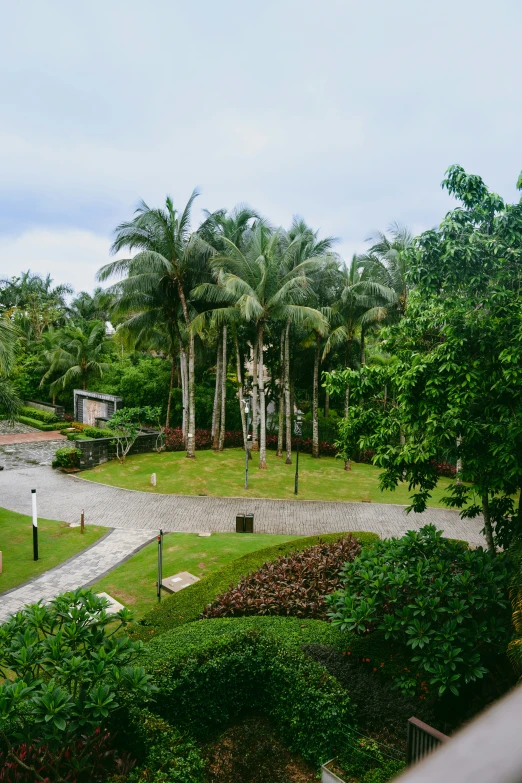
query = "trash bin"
xmin=244 ymin=513 xmax=254 ymax=533
xmin=236 ymin=514 xmax=245 ymax=533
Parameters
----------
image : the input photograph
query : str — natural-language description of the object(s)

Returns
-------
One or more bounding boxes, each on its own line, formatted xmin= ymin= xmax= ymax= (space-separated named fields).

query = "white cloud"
xmin=1 ymin=228 xmax=113 ymax=293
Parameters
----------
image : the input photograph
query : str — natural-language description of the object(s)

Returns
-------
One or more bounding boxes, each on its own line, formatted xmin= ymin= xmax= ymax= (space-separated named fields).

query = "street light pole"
xmin=294 ymin=409 xmax=302 ymax=495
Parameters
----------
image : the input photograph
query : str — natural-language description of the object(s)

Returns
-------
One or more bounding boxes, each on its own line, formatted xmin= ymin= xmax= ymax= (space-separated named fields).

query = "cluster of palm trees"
xmin=98 ymin=191 xmax=413 ymax=467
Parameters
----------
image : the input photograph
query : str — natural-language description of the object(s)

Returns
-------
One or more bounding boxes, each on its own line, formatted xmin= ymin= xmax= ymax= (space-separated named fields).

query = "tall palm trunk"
xmin=180 ymin=348 xmax=188 ymax=442
xmin=212 ymin=332 xmax=222 ymax=450
xmin=312 ymin=338 xmax=320 ymax=458
xmin=218 ymin=326 xmax=227 ymax=451
xmin=285 ymin=320 xmax=292 ymax=465
xmin=277 ymin=328 xmax=285 ymax=457
xmin=177 ymin=282 xmax=195 ymax=458
xmin=258 ymin=323 xmax=267 ymax=469
xmin=211 ymin=333 xmax=221 ymax=442
xmin=165 ymin=354 xmax=175 ymax=428
xmin=235 ymin=334 xmax=249 ymax=453
xmin=324 ymin=391 xmax=329 ymax=418
xmin=251 ymin=337 xmax=259 ymax=451
xmin=360 ymin=326 xmax=366 ymax=365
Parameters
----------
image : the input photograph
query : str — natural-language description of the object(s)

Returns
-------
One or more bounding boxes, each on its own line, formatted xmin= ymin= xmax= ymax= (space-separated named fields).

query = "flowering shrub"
xmin=327 ymin=525 xmax=511 ymax=697
xmin=202 ymin=536 xmax=361 ymax=620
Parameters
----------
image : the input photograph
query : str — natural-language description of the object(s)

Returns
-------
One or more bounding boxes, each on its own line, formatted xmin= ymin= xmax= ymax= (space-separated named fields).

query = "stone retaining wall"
xmin=76 ymin=432 xmax=161 ymax=469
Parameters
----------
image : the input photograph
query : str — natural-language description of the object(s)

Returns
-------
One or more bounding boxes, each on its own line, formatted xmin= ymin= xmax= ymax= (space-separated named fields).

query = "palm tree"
xmin=193 ymin=224 xmax=328 ymax=469
xmin=70 ymin=287 xmax=116 ymax=325
xmin=0 ymin=316 xmax=22 ymax=421
xmin=98 ymin=191 xmax=213 ymax=458
xmin=278 ymin=219 xmax=339 ymax=464
xmin=42 ymin=322 xmax=111 ymax=395
xmin=358 ymin=223 xmax=413 ymax=316
xmin=323 ymin=256 xmax=396 ymax=468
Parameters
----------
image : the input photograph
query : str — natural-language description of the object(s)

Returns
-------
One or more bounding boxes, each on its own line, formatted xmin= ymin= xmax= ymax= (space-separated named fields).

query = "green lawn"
xmin=82 ymin=448 xmax=454 ymax=506
xmin=0 ymin=508 xmax=106 ymax=593
xmin=92 ymin=532 xmax=300 ymax=619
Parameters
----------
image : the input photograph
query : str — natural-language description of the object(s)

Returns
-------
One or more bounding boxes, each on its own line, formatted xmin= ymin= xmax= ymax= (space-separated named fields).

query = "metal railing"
xmin=396 ymin=685 xmax=522 ymax=783
xmin=406 ymin=717 xmax=448 ymax=766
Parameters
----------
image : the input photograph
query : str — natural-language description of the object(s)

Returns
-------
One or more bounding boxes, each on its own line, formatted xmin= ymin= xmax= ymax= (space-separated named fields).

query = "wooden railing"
xmin=406 ymin=717 xmax=449 ymax=766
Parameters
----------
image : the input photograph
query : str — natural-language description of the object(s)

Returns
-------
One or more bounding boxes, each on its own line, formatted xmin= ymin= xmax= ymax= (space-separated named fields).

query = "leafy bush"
xmin=78 ymin=425 xmax=114 ymax=439
xmin=53 ymin=446 xmax=81 ymax=469
xmin=0 ymin=589 xmax=153 ymax=782
xmin=19 ymin=405 xmax=59 ymax=423
xmin=508 ymin=539 xmax=522 ymax=680
xmin=133 ymin=532 xmax=379 ymax=640
xmin=140 ymin=619 xmax=353 ymax=766
xmin=203 ymin=536 xmax=361 ymax=621
xmin=108 ymin=709 xmax=205 ymax=783
xmin=327 ymin=525 xmax=511 ymax=696
xmin=16 ymin=415 xmax=70 ymax=431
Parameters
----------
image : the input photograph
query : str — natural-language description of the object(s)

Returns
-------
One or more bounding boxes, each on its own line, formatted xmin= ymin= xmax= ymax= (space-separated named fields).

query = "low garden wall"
xmin=76 ymin=431 xmax=161 ymax=469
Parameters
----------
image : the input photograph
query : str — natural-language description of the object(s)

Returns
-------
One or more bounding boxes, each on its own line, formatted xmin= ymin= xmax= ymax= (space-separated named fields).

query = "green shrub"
xmin=108 ymin=709 xmax=205 ymax=783
xmin=327 ymin=525 xmax=511 ymax=697
xmin=17 ymin=415 xmax=70 ymax=431
xmin=140 ymin=618 xmax=353 ymax=766
xmin=79 ymin=425 xmax=114 ymax=439
xmin=19 ymin=405 xmax=59 ymax=423
xmin=53 ymin=446 xmax=82 ymax=469
xmin=133 ymin=532 xmax=379 ymax=640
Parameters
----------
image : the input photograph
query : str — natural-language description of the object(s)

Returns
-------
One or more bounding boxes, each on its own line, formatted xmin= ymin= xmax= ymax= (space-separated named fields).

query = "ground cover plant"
xmin=81 ymin=448 xmax=456 ymax=505
xmin=0 ymin=507 xmax=106 ymax=593
xmin=133 ymin=532 xmax=378 ymax=639
xmin=327 ymin=525 xmax=512 ymax=697
xmin=0 ymin=589 xmax=152 ymax=782
xmin=92 ymin=531 xmax=300 ymax=620
xmin=203 ymin=535 xmax=361 ymax=620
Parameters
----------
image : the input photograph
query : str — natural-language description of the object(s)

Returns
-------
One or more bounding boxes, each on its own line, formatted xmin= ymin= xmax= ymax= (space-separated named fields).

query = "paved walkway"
xmin=0 ymin=528 xmax=154 ymax=623
xmin=0 ymin=430 xmax=66 ymax=445
xmin=0 ymin=422 xmax=66 ymax=471
xmin=0 ymin=465 xmax=486 ymax=545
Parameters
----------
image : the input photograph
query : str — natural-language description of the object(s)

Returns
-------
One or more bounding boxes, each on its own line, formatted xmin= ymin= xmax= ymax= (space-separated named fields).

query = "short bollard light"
xmin=31 ymin=488 xmax=38 ymax=561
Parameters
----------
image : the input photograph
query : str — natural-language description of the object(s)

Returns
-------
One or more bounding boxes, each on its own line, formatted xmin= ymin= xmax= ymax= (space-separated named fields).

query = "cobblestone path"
xmin=0 ymin=422 xmax=66 ymax=470
xmin=0 ymin=528 xmax=154 ymax=623
xmin=0 ymin=465 xmax=486 ymax=546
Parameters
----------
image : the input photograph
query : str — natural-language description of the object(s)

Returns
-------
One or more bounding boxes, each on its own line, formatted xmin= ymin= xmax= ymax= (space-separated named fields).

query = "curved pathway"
xmin=0 ymin=528 xmax=154 ymax=623
xmin=0 ymin=465 xmax=486 ymax=546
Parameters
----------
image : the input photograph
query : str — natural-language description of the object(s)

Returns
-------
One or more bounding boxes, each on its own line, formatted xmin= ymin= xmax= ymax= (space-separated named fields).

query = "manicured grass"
xmin=82 ymin=447 xmax=454 ymax=506
xmin=0 ymin=508 xmax=106 ymax=593
xmin=92 ymin=531 xmax=300 ymax=620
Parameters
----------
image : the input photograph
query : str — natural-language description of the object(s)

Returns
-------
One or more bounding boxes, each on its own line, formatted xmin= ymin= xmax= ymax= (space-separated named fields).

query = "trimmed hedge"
xmin=132 ymin=531 xmax=379 ymax=640
xmin=19 ymin=405 xmax=59 ymax=423
xmin=139 ymin=618 xmax=353 ymax=766
xmin=17 ymin=415 xmax=70 ymax=431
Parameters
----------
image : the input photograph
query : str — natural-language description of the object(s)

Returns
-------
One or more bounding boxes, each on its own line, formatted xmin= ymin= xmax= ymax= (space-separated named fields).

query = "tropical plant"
xmin=41 ymin=321 xmax=111 ymax=394
xmin=327 ymin=525 xmax=511 ymax=696
xmin=98 ymin=191 xmax=214 ymax=458
xmin=0 ymin=315 xmax=22 ymax=420
xmin=0 ymin=589 xmax=152 ymax=782
xmin=358 ymin=222 xmax=414 ymax=316
xmin=193 ymin=223 xmax=329 ymax=468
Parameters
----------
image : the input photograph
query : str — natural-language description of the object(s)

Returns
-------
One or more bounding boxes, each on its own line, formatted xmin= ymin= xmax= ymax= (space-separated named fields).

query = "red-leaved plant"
xmin=202 ymin=536 xmax=361 ymax=621
xmin=0 ymin=728 xmax=135 ymax=783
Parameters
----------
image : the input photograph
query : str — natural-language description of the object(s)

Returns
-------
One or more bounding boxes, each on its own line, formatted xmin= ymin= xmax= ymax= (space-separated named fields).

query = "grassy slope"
xmin=81 ymin=448 xmax=454 ymax=506
xmin=0 ymin=508 xmax=106 ymax=593
xmin=132 ymin=531 xmax=379 ymax=640
xmin=92 ymin=532 xmax=299 ymax=619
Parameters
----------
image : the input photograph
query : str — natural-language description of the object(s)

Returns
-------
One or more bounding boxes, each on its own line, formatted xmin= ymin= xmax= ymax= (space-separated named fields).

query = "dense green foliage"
xmin=139 ymin=617 xmax=353 ymax=766
xmin=53 ymin=446 xmax=81 ymax=468
xmin=0 ymin=590 xmax=152 ymax=782
xmin=327 ymin=526 xmax=511 ymax=696
xmin=133 ymin=531 xmax=379 ymax=640
xmin=328 ymin=166 xmax=522 ymax=552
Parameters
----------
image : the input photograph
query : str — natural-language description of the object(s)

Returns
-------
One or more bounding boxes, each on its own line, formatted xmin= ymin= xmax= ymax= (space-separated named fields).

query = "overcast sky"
xmin=1 ymin=0 xmax=521 ymax=293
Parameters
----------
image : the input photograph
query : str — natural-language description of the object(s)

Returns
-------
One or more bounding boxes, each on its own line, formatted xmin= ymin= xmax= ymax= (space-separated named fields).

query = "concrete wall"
xmin=73 ymin=390 xmax=123 ymax=424
xmin=76 ymin=431 xmax=161 ymax=469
